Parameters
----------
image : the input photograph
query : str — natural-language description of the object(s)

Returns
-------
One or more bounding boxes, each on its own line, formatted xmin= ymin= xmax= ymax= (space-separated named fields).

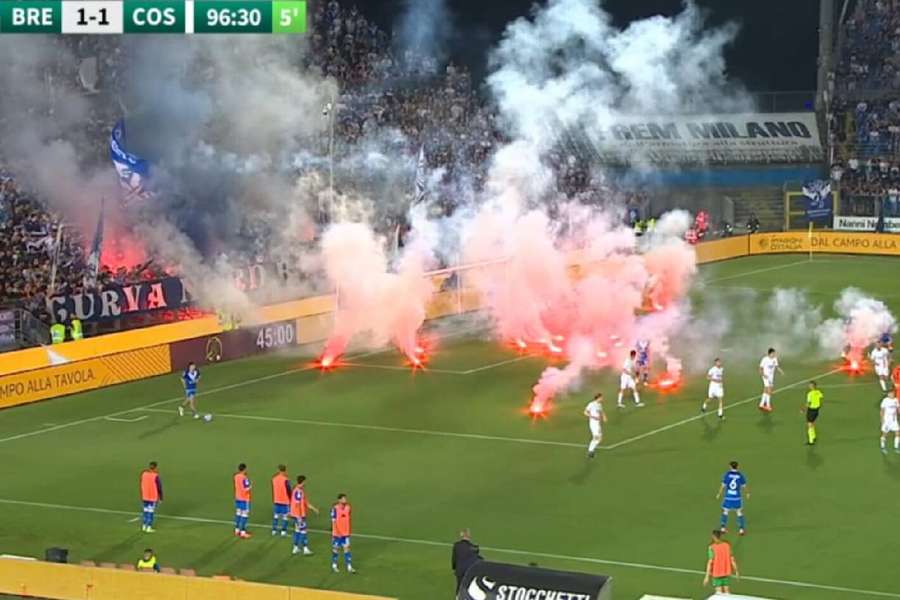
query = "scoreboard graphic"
xmin=0 ymin=0 xmax=307 ymax=34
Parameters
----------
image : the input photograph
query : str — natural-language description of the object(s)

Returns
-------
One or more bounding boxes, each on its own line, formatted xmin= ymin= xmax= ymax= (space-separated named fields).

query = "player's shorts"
xmin=636 ymin=357 xmax=649 ymax=369
xmin=882 ymin=419 xmax=900 ymax=434
xmin=620 ymin=373 xmax=636 ymax=390
xmin=712 ymin=576 xmax=730 ymax=588
xmin=234 ymin=500 xmax=250 ymax=512
xmin=761 ymin=375 xmax=774 ymax=388
xmin=185 ymin=388 xmax=197 ymax=398
xmin=806 ymin=408 xmax=819 ymax=423
xmin=142 ymin=501 xmax=157 ymax=512
xmin=722 ymin=498 xmax=743 ymax=511
xmin=589 ymin=420 xmax=602 ymax=438
xmin=293 ymin=516 xmax=307 ymax=532
xmin=708 ymin=382 xmax=724 ymax=399
xmin=332 ymin=535 xmax=350 ymax=548
xmin=273 ymin=503 xmax=289 ymax=516
xmin=875 ymin=365 xmax=889 ymax=378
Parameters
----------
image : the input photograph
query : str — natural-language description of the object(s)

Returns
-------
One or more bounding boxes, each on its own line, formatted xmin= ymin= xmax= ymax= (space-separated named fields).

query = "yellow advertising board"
xmin=0 ymin=345 xmax=170 ymax=409
xmin=749 ymin=231 xmax=900 ymax=256
xmin=694 ymin=236 xmax=749 ymax=264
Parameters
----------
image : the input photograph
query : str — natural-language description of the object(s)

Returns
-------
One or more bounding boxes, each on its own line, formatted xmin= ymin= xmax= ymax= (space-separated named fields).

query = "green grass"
xmin=2 ymin=254 xmax=900 ymax=600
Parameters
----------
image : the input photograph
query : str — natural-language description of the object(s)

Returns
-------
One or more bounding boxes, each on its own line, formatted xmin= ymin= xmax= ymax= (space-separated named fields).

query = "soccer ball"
xmin=202 ymin=414 xmax=213 ymax=423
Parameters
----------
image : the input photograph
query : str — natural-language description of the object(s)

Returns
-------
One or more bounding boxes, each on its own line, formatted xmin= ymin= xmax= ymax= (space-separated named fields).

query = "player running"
xmin=271 ymin=465 xmax=292 ymax=537
xmin=233 ymin=463 xmax=252 ymax=539
xmin=635 ymin=340 xmax=651 ymax=384
xmin=802 ymin=381 xmax=823 ymax=445
xmin=716 ymin=461 xmax=749 ymax=535
xmin=139 ymin=461 xmax=163 ymax=533
xmin=870 ymin=341 xmax=891 ymax=393
xmin=178 ymin=362 xmax=201 ymax=419
xmin=758 ymin=348 xmax=783 ymax=412
xmin=617 ymin=350 xmax=644 ymax=408
xmin=331 ymin=493 xmax=355 ymax=573
xmin=703 ymin=529 xmax=740 ymax=594
xmin=702 ymin=358 xmax=725 ymax=419
xmin=584 ymin=392 xmax=608 ymax=459
xmin=290 ymin=475 xmax=320 ymax=556
xmin=880 ymin=390 xmax=900 ymax=454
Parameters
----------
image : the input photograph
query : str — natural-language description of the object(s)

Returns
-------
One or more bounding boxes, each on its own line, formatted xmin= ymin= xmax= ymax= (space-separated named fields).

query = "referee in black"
xmin=451 ymin=528 xmax=483 ymax=592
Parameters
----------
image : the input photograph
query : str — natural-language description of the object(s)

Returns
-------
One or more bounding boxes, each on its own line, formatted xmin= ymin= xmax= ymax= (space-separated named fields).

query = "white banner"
xmin=833 ymin=215 xmax=900 ymax=233
xmin=576 ymin=113 xmax=823 ymax=165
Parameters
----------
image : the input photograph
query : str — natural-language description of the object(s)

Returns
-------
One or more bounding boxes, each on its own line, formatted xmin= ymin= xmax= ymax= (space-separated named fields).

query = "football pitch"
xmin=1 ymin=254 xmax=900 ymax=600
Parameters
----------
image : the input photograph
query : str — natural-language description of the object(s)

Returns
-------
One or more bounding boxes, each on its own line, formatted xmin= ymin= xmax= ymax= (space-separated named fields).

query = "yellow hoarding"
xmin=750 ymin=231 xmax=900 ymax=256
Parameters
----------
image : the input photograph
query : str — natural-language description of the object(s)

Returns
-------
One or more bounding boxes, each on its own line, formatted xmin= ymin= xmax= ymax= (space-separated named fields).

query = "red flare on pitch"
xmin=526 ymin=397 xmax=550 ymax=419
xmin=840 ymin=358 xmax=867 ymax=376
xmin=314 ymin=353 xmax=342 ymax=371
xmin=650 ymin=373 xmax=683 ymax=394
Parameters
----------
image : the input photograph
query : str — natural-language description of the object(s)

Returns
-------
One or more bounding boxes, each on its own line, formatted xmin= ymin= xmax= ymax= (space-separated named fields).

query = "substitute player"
xmin=802 ymin=381 xmax=823 ymax=445
xmin=584 ymin=392 xmax=608 ymax=459
xmin=271 ymin=465 xmax=292 ymax=537
xmin=870 ymin=341 xmax=891 ymax=393
xmin=880 ymin=390 xmax=900 ymax=454
xmin=233 ymin=463 xmax=252 ymax=539
xmin=716 ymin=461 xmax=749 ymax=535
xmin=703 ymin=529 xmax=739 ymax=594
xmin=758 ymin=348 xmax=783 ymax=412
xmin=178 ymin=362 xmax=201 ymax=418
xmin=139 ymin=461 xmax=163 ymax=533
xmin=617 ymin=350 xmax=644 ymax=408
xmin=892 ymin=363 xmax=900 ymax=392
xmin=290 ymin=475 xmax=320 ymax=556
xmin=636 ymin=340 xmax=651 ymax=384
xmin=702 ymin=358 xmax=725 ymax=419
xmin=331 ymin=494 xmax=355 ymax=573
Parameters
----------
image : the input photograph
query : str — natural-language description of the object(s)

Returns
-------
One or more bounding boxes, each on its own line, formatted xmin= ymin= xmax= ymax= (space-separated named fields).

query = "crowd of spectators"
xmin=830 ymin=0 xmax=900 ymax=216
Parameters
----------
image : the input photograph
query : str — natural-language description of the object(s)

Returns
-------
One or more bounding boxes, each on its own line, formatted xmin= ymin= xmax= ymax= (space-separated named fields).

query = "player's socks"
xmin=617 ymin=392 xmax=624 ymax=406
xmin=719 ymin=513 xmax=728 ymax=529
xmin=895 ymin=437 xmax=899 ymax=450
xmin=588 ymin=439 xmax=599 ymax=454
xmin=281 ymin=518 xmax=290 ymax=534
xmin=717 ymin=406 xmax=724 ymax=418
xmin=332 ymin=550 xmax=339 ymax=569
xmin=234 ymin=514 xmax=241 ymax=531
xmin=344 ymin=552 xmax=352 ymax=570
xmin=272 ymin=517 xmax=280 ymax=534
xmin=299 ymin=532 xmax=309 ymax=548
xmin=880 ymin=380 xmax=887 ymax=391
xmin=633 ymin=391 xmax=643 ymax=406
xmin=293 ymin=531 xmax=301 ymax=547
xmin=809 ymin=426 xmax=816 ymax=444
xmin=737 ymin=515 xmax=746 ymax=531
xmin=701 ymin=400 xmax=707 ymax=412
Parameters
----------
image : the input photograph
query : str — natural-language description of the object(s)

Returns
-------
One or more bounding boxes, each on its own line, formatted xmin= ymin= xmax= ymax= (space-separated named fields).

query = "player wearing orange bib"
xmin=290 ymin=475 xmax=319 ymax=556
xmin=892 ymin=364 xmax=900 ymax=392
xmin=330 ymin=493 xmax=354 ymax=573
xmin=271 ymin=465 xmax=292 ymax=537
xmin=703 ymin=530 xmax=739 ymax=594
xmin=233 ymin=463 xmax=252 ymax=539
xmin=139 ymin=461 xmax=163 ymax=533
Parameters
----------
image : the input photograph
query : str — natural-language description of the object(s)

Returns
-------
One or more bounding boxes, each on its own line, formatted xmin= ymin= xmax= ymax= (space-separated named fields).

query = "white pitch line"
xmin=139 ymin=408 xmax=585 ymax=449
xmin=104 ymin=415 xmax=148 ymax=423
xmin=703 ymin=259 xmax=811 ymax=284
xmin=605 ymin=367 xmax=844 ymax=450
xmin=0 ymin=498 xmax=895 ymax=599
xmin=462 ymin=355 xmax=536 ymax=374
xmin=341 ymin=362 xmax=466 ymax=375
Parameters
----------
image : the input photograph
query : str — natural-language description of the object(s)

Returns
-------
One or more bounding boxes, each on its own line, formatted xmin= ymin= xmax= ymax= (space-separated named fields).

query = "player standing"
xmin=892 ymin=363 xmax=900 ymax=392
xmin=139 ymin=461 xmax=163 ymax=533
xmin=703 ymin=529 xmax=740 ymax=594
xmin=271 ymin=465 xmax=292 ymax=537
xmin=880 ymin=390 xmax=900 ymax=454
xmin=290 ymin=475 xmax=320 ymax=556
xmin=758 ymin=348 xmax=783 ymax=412
xmin=584 ymin=393 xmax=608 ymax=459
xmin=802 ymin=381 xmax=823 ymax=445
xmin=233 ymin=463 xmax=252 ymax=539
xmin=635 ymin=340 xmax=651 ymax=384
xmin=870 ymin=341 xmax=891 ymax=392
xmin=178 ymin=362 xmax=201 ymax=419
xmin=702 ymin=358 xmax=725 ymax=419
xmin=331 ymin=493 xmax=355 ymax=573
xmin=617 ymin=350 xmax=644 ymax=408
xmin=716 ymin=461 xmax=749 ymax=535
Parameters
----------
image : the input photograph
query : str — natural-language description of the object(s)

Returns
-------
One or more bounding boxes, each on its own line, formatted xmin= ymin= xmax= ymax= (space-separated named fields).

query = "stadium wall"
xmin=2 ymin=232 xmax=898 ymax=407
xmin=0 ymin=558 xmax=391 ymax=600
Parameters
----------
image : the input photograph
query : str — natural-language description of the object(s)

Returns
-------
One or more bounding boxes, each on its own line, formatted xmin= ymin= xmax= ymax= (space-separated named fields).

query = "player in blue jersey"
xmin=178 ymin=362 xmax=201 ymax=419
xmin=716 ymin=461 xmax=749 ymax=535
xmin=635 ymin=340 xmax=651 ymax=384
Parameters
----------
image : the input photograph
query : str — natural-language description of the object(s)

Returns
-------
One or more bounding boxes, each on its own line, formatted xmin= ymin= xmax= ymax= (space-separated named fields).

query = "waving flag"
xmin=413 ymin=145 xmax=427 ymax=206
xmin=109 ymin=120 xmax=152 ymax=203
xmin=83 ymin=198 xmax=105 ymax=289
xmin=802 ymin=179 xmax=833 ymax=221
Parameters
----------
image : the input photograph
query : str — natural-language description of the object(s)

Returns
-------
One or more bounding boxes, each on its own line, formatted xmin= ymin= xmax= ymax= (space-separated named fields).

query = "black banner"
xmin=458 ymin=561 xmax=611 ymax=600
xmin=169 ymin=320 xmax=298 ymax=372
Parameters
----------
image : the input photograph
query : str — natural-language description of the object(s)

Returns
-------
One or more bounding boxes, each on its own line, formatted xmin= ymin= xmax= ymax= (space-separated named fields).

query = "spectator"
xmin=136 ymin=548 xmax=160 ymax=573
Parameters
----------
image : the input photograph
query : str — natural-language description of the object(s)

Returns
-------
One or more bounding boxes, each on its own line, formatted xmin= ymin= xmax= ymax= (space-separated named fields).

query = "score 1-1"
xmin=62 ymin=1 xmax=124 ymax=34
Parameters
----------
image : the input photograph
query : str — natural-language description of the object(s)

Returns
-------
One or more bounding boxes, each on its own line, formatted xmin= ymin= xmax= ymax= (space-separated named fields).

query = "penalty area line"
xmin=702 ymin=259 xmax=811 ymax=284
xmin=0 ymin=498 xmax=896 ymax=599
xmin=605 ymin=367 xmax=844 ymax=450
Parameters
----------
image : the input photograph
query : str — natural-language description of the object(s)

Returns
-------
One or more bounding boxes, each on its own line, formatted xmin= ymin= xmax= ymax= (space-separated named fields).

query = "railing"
xmin=0 ymin=308 xmax=51 ymax=351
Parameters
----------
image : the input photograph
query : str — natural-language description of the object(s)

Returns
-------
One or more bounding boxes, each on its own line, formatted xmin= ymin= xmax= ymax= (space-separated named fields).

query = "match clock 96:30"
xmin=194 ymin=0 xmax=272 ymax=33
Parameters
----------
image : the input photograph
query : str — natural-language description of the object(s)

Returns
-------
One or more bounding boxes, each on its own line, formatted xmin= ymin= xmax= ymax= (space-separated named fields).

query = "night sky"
xmin=355 ymin=0 xmax=822 ymax=92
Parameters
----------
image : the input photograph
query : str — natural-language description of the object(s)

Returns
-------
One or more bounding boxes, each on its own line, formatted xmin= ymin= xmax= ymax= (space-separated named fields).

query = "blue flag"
xmin=802 ymin=179 xmax=833 ymax=221
xmin=110 ymin=120 xmax=152 ymax=202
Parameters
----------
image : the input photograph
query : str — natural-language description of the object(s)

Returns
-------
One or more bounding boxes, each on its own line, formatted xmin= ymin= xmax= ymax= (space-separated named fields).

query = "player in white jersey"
xmin=758 ymin=348 xmax=783 ymax=412
xmin=880 ymin=390 xmax=900 ymax=454
xmin=584 ymin=392 xmax=608 ymax=459
xmin=617 ymin=350 xmax=644 ymax=408
xmin=870 ymin=342 xmax=891 ymax=392
xmin=702 ymin=358 xmax=725 ymax=419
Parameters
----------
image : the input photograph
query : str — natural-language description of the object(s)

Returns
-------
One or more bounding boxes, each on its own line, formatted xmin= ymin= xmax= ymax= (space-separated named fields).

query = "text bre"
xmin=12 ymin=8 xmax=54 ymax=26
